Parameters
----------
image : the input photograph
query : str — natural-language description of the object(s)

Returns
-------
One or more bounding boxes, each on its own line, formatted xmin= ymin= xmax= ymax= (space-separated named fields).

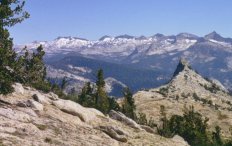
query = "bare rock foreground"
xmin=0 ymin=83 xmax=188 ymax=146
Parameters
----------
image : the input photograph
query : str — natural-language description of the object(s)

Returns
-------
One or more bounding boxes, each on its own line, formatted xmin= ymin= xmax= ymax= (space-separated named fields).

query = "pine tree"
xmin=122 ymin=87 xmax=136 ymax=119
xmin=21 ymin=45 xmax=51 ymax=92
xmin=78 ymin=82 xmax=94 ymax=107
xmin=61 ymin=77 xmax=68 ymax=90
xmin=31 ymin=45 xmax=46 ymax=82
xmin=109 ymin=97 xmax=121 ymax=111
xmin=157 ymin=105 xmax=174 ymax=137
xmin=0 ymin=0 xmax=29 ymax=94
xmin=19 ymin=45 xmax=46 ymax=85
xmin=95 ymin=69 xmax=109 ymax=114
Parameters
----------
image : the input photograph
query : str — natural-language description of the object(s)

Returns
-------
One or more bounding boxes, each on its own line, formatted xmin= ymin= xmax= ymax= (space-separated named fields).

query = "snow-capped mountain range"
xmin=15 ymin=33 xmax=203 ymax=60
xmin=15 ymin=31 xmax=232 ymax=96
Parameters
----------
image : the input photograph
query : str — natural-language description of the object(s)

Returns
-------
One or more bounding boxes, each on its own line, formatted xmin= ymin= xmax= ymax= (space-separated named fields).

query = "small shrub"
xmin=136 ymin=113 xmax=148 ymax=125
xmin=208 ymin=100 xmax=213 ymax=106
xmin=44 ymin=137 xmax=52 ymax=144
xmin=193 ymin=93 xmax=200 ymax=101
xmin=176 ymin=95 xmax=180 ymax=100
xmin=35 ymin=124 xmax=47 ymax=131
xmin=0 ymin=80 xmax=14 ymax=95
xmin=136 ymin=113 xmax=156 ymax=128
xmin=158 ymin=87 xmax=169 ymax=97
xmin=215 ymin=104 xmax=220 ymax=110
xmin=226 ymin=101 xmax=232 ymax=106
xmin=203 ymin=83 xmax=221 ymax=94
xmin=31 ymin=81 xmax=51 ymax=93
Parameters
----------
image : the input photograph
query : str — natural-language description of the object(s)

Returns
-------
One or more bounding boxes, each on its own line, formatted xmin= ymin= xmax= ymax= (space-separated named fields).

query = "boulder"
xmin=27 ymin=100 xmax=43 ymax=111
xmin=52 ymin=99 xmax=104 ymax=122
xmin=32 ymin=93 xmax=51 ymax=105
xmin=109 ymin=110 xmax=141 ymax=130
xmin=47 ymin=92 xmax=59 ymax=101
xmin=99 ymin=126 xmax=127 ymax=142
xmin=16 ymin=101 xmax=28 ymax=107
xmin=12 ymin=83 xmax=24 ymax=94
xmin=172 ymin=135 xmax=189 ymax=146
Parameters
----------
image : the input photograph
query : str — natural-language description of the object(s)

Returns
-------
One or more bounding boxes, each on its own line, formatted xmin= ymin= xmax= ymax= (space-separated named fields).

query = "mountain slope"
xmin=47 ymin=55 xmax=168 ymax=97
xmin=133 ymin=59 xmax=232 ymax=138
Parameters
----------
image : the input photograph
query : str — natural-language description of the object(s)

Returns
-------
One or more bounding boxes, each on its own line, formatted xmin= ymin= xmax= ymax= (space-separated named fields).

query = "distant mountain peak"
xmin=176 ymin=33 xmax=199 ymax=39
xmin=115 ymin=34 xmax=135 ymax=39
xmin=204 ymin=31 xmax=224 ymax=40
xmin=136 ymin=35 xmax=147 ymax=40
xmin=55 ymin=36 xmax=88 ymax=41
xmin=152 ymin=33 xmax=165 ymax=38
xmin=99 ymin=35 xmax=113 ymax=41
xmin=210 ymin=31 xmax=219 ymax=35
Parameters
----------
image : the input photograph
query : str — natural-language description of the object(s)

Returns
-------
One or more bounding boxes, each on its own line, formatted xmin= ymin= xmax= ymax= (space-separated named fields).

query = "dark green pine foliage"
xmin=28 ymin=45 xmax=46 ymax=83
xmin=21 ymin=45 xmax=51 ymax=92
xmin=75 ymin=69 xmax=120 ymax=114
xmin=14 ymin=47 xmax=29 ymax=83
xmin=109 ymin=96 xmax=121 ymax=111
xmin=157 ymin=105 xmax=232 ymax=146
xmin=122 ymin=87 xmax=136 ymax=119
xmin=95 ymin=69 xmax=110 ymax=114
xmin=212 ymin=126 xmax=223 ymax=146
xmin=177 ymin=106 xmax=209 ymax=146
xmin=78 ymin=82 xmax=95 ymax=107
xmin=0 ymin=0 xmax=29 ymax=94
xmin=61 ymin=77 xmax=68 ymax=90
xmin=157 ymin=105 xmax=174 ymax=137
xmin=158 ymin=105 xmax=210 ymax=146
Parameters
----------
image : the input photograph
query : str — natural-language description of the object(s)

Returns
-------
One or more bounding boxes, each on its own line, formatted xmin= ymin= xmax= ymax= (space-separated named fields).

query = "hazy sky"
xmin=9 ymin=0 xmax=232 ymax=44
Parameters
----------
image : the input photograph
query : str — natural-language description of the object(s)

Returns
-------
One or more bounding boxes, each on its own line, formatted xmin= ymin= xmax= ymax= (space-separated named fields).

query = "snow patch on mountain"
xmin=67 ymin=65 xmax=92 ymax=74
xmin=146 ymin=39 xmax=197 ymax=55
xmin=209 ymin=39 xmax=232 ymax=47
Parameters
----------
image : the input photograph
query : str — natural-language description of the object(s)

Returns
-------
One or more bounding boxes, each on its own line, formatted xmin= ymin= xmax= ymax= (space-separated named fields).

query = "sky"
xmin=9 ymin=0 xmax=232 ymax=44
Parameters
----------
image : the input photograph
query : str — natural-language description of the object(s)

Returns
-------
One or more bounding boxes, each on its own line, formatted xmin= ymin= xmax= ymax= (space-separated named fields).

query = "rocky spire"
xmin=173 ymin=58 xmax=190 ymax=77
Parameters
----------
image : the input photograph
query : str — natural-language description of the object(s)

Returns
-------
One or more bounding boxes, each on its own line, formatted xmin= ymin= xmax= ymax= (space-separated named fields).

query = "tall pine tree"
xmin=0 ymin=0 xmax=29 ymax=94
xmin=30 ymin=45 xmax=46 ymax=84
xmin=95 ymin=69 xmax=109 ymax=114
xmin=122 ymin=87 xmax=136 ymax=119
